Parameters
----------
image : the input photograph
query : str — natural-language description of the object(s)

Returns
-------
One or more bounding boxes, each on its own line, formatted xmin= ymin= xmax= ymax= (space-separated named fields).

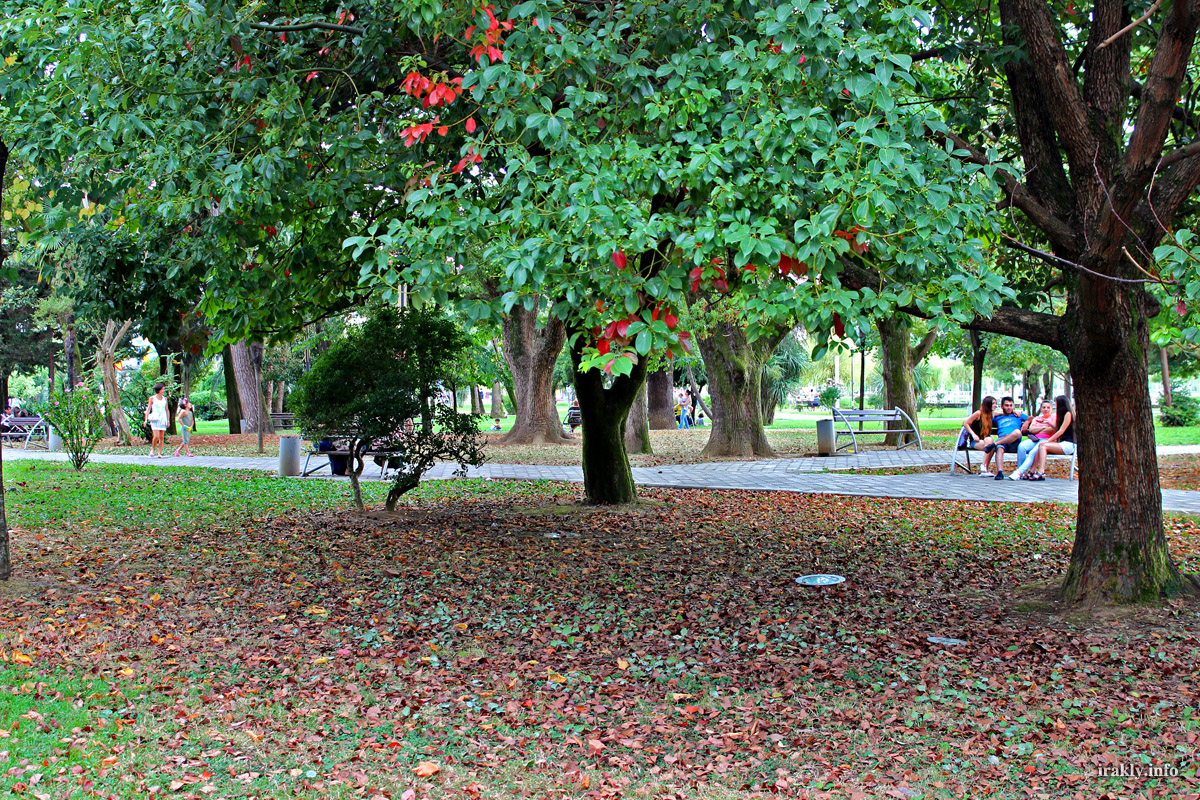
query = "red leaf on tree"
xmin=713 ymin=279 xmax=729 ymax=293
xmin=1178 ymin=300 xmax=1187 ymax=316
xmin=833 ymin=313 xmax=845 ymax=338
xmin=612 ymin=250 xmax=627 ymax=270
xmin=689 ymin=266 xmax=703 ymax=281
xmin=665 ymin=313 xmax=678 ymax=329
xmin=306 ymin=71 xmax=319 ymax=82
xmin=466 ymin=117 xmax=477 ymax=133
xmin=616 ymin=319 xmax=631 ymax=337
xmin=598 ymin=339 xmax=611 ymax=355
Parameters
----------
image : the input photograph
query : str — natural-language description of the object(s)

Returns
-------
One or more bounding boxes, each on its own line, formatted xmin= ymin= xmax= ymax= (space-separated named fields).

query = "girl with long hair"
xmin=959 ymin=396 xmax=997 ymax=475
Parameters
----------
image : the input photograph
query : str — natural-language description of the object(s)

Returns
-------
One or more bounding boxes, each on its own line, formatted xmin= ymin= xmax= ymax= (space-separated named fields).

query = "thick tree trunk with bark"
xmin=96 ymin=320 xmax=134 ymax=445
xmin=647 ymin=365 xmax=675 ymax=429
xmin=1043 ymin=371 xmax=1053 ymax=403
xmin=1061 ymin=279 xmax=1189 ymax=604
xmin=470 ymin=386 xmax=485 ymax=415
xmin=0 ymin=372 xmax=8 ymax=411
xmin=490 ymin=381 xmax=507 ymax=418
xmin=624 ymin=381 xmax=652 ymax=455
xmin=223 ymin=345 xmax=242 ymax=434
xmin=274 ymin=381 xmax=286 ymax=413
xmin=697 ymin=322 xmax=784 ymax=458
xmin=876 ymin=317 xmax=936 ymax=446
xmin=499 ymin=305 xmax=569 ymax=444
xmin=571 ymin=333 xmax=648 ymax=504
xmin=970 ymin=331 xmax=986 ymax=411
xmin=230 ymin=341 xmax=266 ymax=433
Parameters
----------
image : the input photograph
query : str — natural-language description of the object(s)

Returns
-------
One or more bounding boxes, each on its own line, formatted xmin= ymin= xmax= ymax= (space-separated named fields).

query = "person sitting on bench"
xmin=1010 ymin=395 xmax=1075 ymax=481
xmin=958 ymin=396 xmax=997 ymax=470
xmin=982 ymin=396 xmax=1027 ymax=479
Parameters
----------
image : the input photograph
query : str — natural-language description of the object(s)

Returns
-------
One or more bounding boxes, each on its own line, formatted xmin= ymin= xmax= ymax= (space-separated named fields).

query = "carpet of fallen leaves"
xmin=2 ymin=465 xmax=1199 ymax=799
xmin=91 ymin=433 xmax=287 ymax=459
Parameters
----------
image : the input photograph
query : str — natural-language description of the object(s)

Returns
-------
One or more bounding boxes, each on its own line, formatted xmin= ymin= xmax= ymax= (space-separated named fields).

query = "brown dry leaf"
xmin=616 ymin=657 xmax=629 ymax=670
xmin=414 ymin=761 xmax=440 ymax=777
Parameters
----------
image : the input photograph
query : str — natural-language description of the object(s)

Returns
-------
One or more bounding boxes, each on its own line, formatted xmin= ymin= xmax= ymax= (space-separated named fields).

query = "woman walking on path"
xmin=174 ymin=398 xmax=196 ymax=457
xmin=144 ymin=383 xmax=169 ymax=458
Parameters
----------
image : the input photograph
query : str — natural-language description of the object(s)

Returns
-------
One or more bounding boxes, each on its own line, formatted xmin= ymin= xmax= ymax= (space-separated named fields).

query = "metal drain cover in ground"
xmin=795 ymin=574 xmax=845 ymax=586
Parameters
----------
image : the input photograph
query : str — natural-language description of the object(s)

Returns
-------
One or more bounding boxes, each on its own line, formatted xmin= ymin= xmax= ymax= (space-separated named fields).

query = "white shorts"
xmin=1056 ymin=442 xmax=1076 ymax=455
xmin=149 ymin=419 xmax=168 ymax=432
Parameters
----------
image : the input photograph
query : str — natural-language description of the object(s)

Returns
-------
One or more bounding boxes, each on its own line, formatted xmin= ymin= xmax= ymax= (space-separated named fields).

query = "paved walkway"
xmin=8 ymin=446 xmax=1200 ymax=514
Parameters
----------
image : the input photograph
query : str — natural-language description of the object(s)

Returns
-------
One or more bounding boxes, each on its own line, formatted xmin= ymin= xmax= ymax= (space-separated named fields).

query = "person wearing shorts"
xmin=174 ymin=398 xmax=196 ymax=457
xmin=983 ymin=396 xmax=1028 ymax=479
xmin=1023 ymin=395 xmax=1076 ymax=481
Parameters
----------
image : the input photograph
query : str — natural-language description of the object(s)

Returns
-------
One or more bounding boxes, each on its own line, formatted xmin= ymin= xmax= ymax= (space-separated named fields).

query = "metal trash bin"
xmin=816 ymin=419 xmax=835 ymax=455
xmin=278 ymin=434 xmax=302 ymax=476
xmin=48 ymin=427 xmax=63 ymax=452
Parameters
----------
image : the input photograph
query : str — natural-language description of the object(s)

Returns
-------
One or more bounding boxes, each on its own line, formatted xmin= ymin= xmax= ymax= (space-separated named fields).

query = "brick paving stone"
xmin=7 ymin=445 xmax=1200 ymax=512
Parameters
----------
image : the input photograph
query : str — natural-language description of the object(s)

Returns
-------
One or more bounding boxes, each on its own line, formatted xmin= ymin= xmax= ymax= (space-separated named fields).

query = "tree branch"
xmin=1097 ymin=0 xmax=1162 ymax=49
xmin=911 ymin=328 xmax=938 ymax=364
xmin=942 ymin=129 xmax=1084 ymax=254
xmin=248 ymin=21 xmax=366 ymax=35
xmin=1160 ymin=138 xmax=1200 ymax=170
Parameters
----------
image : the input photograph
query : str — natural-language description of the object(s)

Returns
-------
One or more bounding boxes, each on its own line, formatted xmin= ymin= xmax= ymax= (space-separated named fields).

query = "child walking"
xmin=174 ymin=398 xmax=196 ymax=457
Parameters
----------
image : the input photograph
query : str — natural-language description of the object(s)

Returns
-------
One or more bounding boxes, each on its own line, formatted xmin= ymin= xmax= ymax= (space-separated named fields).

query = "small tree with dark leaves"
xmin=291 ymin=306 xmax=485 ymax=511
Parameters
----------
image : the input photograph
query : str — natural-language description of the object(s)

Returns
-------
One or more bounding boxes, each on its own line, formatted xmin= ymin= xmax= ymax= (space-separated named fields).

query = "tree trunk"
xmin=0 ymin=371 xmax=8 ymax=410
xmin=571 ymin=332 xmax=648 ymax=504
xmin=969 ymin=330 xmax=986 ymax=410
xmin=697 ymin=321 xmax=782 ymax=458
xmin=1063 ymin=372 xmax=1072 ymax=402
xmin=624 ymin=381 xmax=652 ymax=455
xmin=876 ymin=317 xmax=929 ymax=446
xmin=470 ymin=386 xmax=485 ymax=415
xmin=1160 ymin=348 xmax=1172 ymax=406
xmin=230 ymin=341 xmax=264 ymax=433
xmin=1 ymin=139 xmax=10 ymax=580
xmin=223 ymin=345 xmax=243 ymax=434
xmin=760 ymin=370 xmax=778 ymax=425
xmin=499 ymin=305 xmax=569 ymax=444
xmin=274 ymin=381 xmax=286 ymax=413
xmin=1061 ymin=277 xmax=1189 ymax=604
xmin=63 ymin=312 xmax=79 ymax=389
xmin=490 ymin=381 xmax=507 ymax=418
xmin=646 ymin=365 xmax=676 ymax=429
xmin=48 ymin=355 xmax=55 ymax=396
xmin=264 ymin=382 xmax=274 ymax=420
xmin=685 ymin=363 xmax=712 ymax=418
xmin=97 ymin=320 xmax=135 ymax=445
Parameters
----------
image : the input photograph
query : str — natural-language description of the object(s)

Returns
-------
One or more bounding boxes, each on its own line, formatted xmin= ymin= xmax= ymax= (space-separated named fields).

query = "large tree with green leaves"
xmin=903 ymin=0 xmax=1200 ymax=603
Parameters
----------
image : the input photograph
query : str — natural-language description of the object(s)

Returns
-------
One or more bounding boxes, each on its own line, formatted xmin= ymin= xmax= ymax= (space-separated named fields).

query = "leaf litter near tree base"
xmin=3 ymin=463 xmax=1200 ymax=798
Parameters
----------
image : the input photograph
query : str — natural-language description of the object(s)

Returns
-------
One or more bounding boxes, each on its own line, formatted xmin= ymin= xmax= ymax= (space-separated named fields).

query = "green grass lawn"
xmin=3 ymin=463 xmax=1200 ymax=798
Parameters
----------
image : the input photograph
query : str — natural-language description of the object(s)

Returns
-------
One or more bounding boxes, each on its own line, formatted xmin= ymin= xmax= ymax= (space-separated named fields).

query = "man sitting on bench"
xmin=982 ymin=396 xmax=1028 ymax=479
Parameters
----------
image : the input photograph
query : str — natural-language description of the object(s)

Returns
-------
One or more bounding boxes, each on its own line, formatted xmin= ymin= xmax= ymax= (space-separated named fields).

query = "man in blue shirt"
xmin=983 ymin=396 xmax=1029 ymax=479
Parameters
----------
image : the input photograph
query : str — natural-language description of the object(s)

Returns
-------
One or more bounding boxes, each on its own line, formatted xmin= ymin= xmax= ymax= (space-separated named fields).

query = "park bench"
xmin=950 ymin=435 xmax=1078 ymax=479
xmin=833 ymin=407 xmax=923 ymax=454
xmin=300 ymin=426 xmax=419 ymax=480
xmin=270 ymin=412 xmax=296 ymax=430
xmin=1 ymin=415 xmax=49 ymax=450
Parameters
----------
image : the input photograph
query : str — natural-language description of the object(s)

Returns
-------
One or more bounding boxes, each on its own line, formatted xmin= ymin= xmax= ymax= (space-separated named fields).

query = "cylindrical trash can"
xmin=48 ymin=427 xmax=63 ymax=451
xmin=278 ymin=434 xmax=302 ymax=477
xmin=816 ymin=419 xmax=835 ymax=456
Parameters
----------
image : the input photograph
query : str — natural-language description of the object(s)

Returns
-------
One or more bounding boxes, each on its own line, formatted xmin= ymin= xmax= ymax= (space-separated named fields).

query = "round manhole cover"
xmin=795 ymin=574 xmax=845 ymax=586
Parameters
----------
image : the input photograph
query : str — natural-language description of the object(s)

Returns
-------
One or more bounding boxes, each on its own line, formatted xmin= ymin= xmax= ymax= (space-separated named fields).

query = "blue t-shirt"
xmin=995 ymin=412 xmax=1027 ymax=438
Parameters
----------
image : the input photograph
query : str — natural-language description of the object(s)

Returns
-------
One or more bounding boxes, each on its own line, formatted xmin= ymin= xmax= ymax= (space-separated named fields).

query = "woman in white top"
xmin=143 ymin=383 xmax=169 ymax=458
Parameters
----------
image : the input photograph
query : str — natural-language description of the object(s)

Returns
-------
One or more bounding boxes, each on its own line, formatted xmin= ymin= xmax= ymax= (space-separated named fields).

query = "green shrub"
xmin=1161 ymin=392 xmax=1199 ymax=427
xmin=291 ymin=306 xmax=485 ymax=511
xmin=39 ymin=383 xmax=107 ymax=470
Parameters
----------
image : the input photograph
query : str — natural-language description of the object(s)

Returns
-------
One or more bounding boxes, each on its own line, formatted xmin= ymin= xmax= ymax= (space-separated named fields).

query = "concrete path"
xmin=7 ymin=446 xmax=1200 ymax=514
